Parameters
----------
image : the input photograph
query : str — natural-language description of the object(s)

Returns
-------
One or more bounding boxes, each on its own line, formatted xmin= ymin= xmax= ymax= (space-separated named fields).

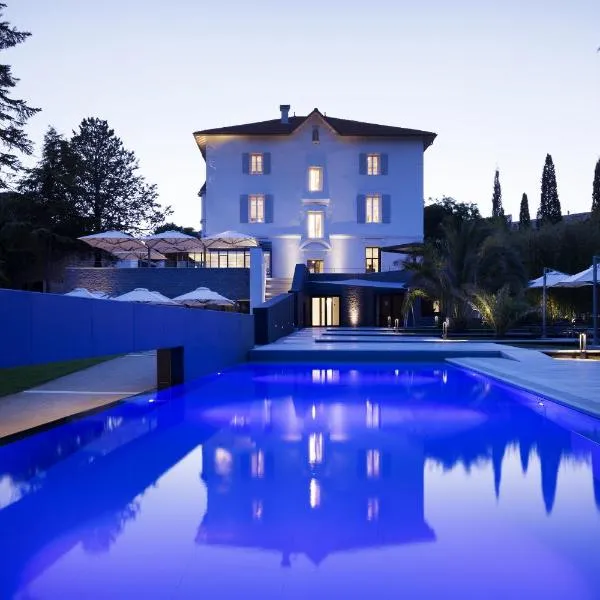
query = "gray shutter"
xmin=263 ymin=152 xmax=271 ymax=174
xmin=382 ymin=194 xmax=391 ymax=223
xmin=359 ymin=153 xmax=367 ymax=175
xmin=240 ymin=194 xmax=249 ymax=223
xmin=381 ymin=153 xmax=388 ymax=175
xmin=265 ymin=194 xmax=274 ymax=223
xmin=357 ymin=194 xmax=366 ymax=223
xmin=242 ymin=153 xmax=249 ymax=174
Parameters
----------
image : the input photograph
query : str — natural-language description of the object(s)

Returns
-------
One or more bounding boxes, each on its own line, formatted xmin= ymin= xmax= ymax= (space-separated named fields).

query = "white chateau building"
xmin=194 ymin=106 xmax=436 ymax=280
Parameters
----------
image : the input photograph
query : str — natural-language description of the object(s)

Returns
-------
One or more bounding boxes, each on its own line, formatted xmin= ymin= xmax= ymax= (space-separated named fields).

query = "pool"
xmin=1 ymin=363 xmax=600 ymax=599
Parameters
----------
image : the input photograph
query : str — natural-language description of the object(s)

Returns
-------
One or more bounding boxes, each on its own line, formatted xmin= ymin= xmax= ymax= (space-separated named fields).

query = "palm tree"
xmin=403 ymin=219 xmax=526 ymax=331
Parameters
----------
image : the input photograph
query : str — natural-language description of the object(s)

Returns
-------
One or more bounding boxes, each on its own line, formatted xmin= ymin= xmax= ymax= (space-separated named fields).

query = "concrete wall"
xmin=253 ymin=293 xmax=295 ymax=345
xmin=202 ymin=112 xmax=427 ymax=278
xmin=60 ymin=267 xmax=249 ymax=300
xmin=0 ymin=290 xmax=254 ymax=382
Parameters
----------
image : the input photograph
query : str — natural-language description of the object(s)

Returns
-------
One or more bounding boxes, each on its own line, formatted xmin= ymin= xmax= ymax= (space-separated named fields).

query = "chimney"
xmin=280 ymin=104 xmax=290 ymax=124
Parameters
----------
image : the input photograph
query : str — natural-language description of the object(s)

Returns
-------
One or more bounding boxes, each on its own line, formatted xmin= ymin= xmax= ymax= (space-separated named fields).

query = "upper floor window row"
xmin=242 ymin=152 xmax=271 ymax=175
xmin=359 ymin=153 xmax=388 ymax=176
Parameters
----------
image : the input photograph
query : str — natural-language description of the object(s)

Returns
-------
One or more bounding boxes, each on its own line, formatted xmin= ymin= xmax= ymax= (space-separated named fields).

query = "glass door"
xmin=311 ymin=297 xmax=340 ymax=326
xmin=307 ymin=259 xmax=324 ymax=274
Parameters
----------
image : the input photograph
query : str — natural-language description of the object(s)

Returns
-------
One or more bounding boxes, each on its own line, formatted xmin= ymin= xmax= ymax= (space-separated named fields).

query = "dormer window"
xmin=250 ymin=153 xmax=263 ymax=174
xmin=312 ymin=126 xmax=320 ymax=144
xmin=308 ymin=167 xmax=323 ymax=192
xmin=367 ymin=154 xmax=380 ymax=176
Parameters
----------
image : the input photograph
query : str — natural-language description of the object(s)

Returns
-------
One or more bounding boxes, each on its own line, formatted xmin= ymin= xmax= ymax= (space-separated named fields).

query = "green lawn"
xmin=0 ymin=356 xmax=118 ymax=397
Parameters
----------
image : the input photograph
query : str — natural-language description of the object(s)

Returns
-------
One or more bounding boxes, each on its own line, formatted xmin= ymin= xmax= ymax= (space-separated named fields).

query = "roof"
xmin=193 ymin=108 xmax=436 ymax=155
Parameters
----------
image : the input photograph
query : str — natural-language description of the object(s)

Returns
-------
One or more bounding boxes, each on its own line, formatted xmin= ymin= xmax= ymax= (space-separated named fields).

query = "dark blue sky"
xmin=7 ymin=0 xmax=600 ymax=226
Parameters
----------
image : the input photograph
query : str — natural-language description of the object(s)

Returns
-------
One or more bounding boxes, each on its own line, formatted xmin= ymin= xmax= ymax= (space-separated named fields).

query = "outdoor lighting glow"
xmin=367 ymin=497 xmax=379 ymax=522
xmin=311 ymin=404 xmax=317 ymax=419
xmin=309 ymin=478 xmax=321 ymax=508
xmin=251 ymin=450 xmax=265 ymax=478
xmin=309 ymin=433 xmax=324 ymax=465
xmin=214 ymin=448 xmax=233 ymax=476
xmin=263 ymin=399 xmax=272 ymax=426
xmin=148 ymin=398 xmax=155 ymax=403
xmin=349 ymin=307 xmax=359 ymax=326
xmin=366 ymin=449 xmax=381 ymax=478
xmin=442 ymin=371 xmax=448 ymax=384
xmin=394 ymin=369 xmax=399 ymax=376
xmin=538 ymin=401 xmax=544 ymax=407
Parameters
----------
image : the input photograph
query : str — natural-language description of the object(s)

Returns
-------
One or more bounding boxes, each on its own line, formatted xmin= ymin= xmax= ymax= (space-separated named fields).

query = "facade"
xmin=194 ymin=106 xmax=436 ymax=280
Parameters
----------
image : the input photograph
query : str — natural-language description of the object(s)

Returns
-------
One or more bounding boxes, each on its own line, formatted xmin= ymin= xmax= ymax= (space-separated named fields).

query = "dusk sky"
xmin=6 ymin=0 xmax=600 ymax=228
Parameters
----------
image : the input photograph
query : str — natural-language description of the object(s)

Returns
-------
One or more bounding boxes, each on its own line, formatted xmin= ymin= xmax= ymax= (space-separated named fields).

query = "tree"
xmin=424 ymin=196 xmax=481 ymax=241
xmin=154 ymin=222 xmax=199 ymax=237
xmin=69 ymin=118 xmax=171 ymax=234
xmin=540 ymin=154 xmax=562 ymax=225
xmin=0 ymin=4 xmax=40 ymax=188
xmin=519 ymin=193 xmax=531 ymax=230
xmin=491 ymin=169 xmax=504 ymax=219
xmin=592 ymin=158 xmax=600 ymax=219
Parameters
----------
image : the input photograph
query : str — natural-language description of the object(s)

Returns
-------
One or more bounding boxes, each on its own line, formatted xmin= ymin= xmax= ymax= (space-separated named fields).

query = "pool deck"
xmin=0 ymin=352 xmax=156 ymax=441
xmin=250 ymin=328 xmax=600 ymax=418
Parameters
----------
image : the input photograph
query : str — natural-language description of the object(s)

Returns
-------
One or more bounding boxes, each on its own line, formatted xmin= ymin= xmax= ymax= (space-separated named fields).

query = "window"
xmin=250 ymin=153 xmax=263 ymax=174
xmin=307 ymin=211 xmax=324 ymax=239
xmin=307 ymin=259 xmax=324 ymax=274
xmin=365 ymin=247 xmax=380 ymax=273
xmin=249 ymin=194 xmax=265 ymax=223
xmin=366 ymin=194 xmax=381 ymax=223
xmin=207 ymin=250 xmax=250 ymax=268
xmin=308 ymin=166 xmax=323 ymax=192
xmin=367 ymin=154 xmax=380 ymax=176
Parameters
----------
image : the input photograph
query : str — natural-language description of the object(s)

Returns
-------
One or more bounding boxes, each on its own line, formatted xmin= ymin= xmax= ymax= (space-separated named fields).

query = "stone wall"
xmin=60 ymin=267 xmax=250 ymax=300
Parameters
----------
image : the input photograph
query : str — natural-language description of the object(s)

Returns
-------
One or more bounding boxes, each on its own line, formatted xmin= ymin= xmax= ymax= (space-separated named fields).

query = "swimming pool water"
xmin=1 ymin=363 xmax=600 ymax=599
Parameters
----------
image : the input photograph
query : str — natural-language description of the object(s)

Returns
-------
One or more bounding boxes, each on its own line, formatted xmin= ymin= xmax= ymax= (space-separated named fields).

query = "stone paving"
xmin=0 ymin=352 xmax=156 ymax=440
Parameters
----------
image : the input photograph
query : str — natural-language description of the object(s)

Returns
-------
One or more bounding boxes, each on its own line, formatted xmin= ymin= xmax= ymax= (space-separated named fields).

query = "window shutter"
xmin=242 ymin=153 xmax=249 ymax=174
xmin=263 ymin=152 xmax=271 ymax=174
xmin=359 ymin=153 xmax=367 ymax=175
xmin=382 ymin=194 xmax=391 ymax=223
xmin=357 ymin=194 xmax=366 ymax=223
xmin=265 ymin=194 xmax=274 ymax=223
xmin=381 ymin=153 xmax=388 ymax=175
xmin=240 ymin=194 xmax=249 ymax=223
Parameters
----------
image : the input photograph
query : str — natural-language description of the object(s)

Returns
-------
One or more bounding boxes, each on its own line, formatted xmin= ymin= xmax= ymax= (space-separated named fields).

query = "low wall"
xmin=60 ymin=267 xmax=250 ymax=301
xmin=253 ymin=293 xmax=295 ymax=345
xmin=0 ymin=290 xmax=254 ymax=383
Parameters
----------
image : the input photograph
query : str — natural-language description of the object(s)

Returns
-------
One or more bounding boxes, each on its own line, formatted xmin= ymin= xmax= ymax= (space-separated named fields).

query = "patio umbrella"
xmin=173 ymin=287 xmax=234 ymax=307
xmin=555 ymin=264 xmax=600 ymax=287
xmin=143 ymin=230 xmax=205 ymax=254
xmin=111 ymin=248 xmax=167 ymax=261
xmin=202 ymin=231 xmax=258 ymax=249
xmin=113 ymin=288 xmax=178 ymax=305
xmin=528 ymin=270 xmax=569 ymax=288
xmin=64 ymin=288 xmax=109 ymax=299
xmin=78 ymin=231 xmax=147 ymax=253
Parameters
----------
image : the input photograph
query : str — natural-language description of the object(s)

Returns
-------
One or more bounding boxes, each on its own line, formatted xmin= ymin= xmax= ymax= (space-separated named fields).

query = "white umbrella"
xmin=64 ymin=288 xmax=108 ymax=299
xmin=78 ymin=231 xmax=147 ymax=253
xmin=173 ymin=287 xmax=234 ymax=307
xmin=555 ymin=264 xmax=600 ymax=288
xmin=113 ymin=288 xmax=178 ymax=305
xmin=202 ymin=230 xmax=258 ymax=249
xmin=528 ymin=270 xmax=569 ymax=288
xmin=111 ymin=248 xmax=167 ymax=261
xmin=143 ymin=230 xmax=204 ymax=254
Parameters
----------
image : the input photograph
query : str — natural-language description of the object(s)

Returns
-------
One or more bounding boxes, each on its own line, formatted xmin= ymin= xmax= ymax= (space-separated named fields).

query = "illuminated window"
xmin=250 ymin=153 xmax=263 ymax=174
xmin=366 ymin=449 xmax=381 ymax=478
xmin=367 ymin=154 xmax=380 ymax=175
xmin=308 ymin=167 xmax=323 ymax=192
xmin=249 ymin=194 xmax=265 ymax=223
xmin=365 ymin=247 xmax=380 ymax=273
xmin=307 ymin=211 xmax=324 ymax=239
xmin=310 ymin=478 xmax=321 ymax=509
xmin=366 ymin=194 xmax=381 ymax=223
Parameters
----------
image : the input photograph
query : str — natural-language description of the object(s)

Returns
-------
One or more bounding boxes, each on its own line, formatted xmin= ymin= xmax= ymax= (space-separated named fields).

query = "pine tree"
xmin=540 ymin=154 xmax=562 ymax=225
xmin=519 ymin=193 xmax=531 ymax=230
xmin=70 ymin=118 xmax=171 ymax=233
xmin=0 ymin=4 xmax=40 ymax=188
xmin=592 ymin=158 xmax=600 ymax=219
xmin=491 ymin=169 xmax=504 ymax=218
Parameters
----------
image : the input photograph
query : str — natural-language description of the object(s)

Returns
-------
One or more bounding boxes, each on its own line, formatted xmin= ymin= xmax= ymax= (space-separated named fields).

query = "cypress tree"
xmin=519 ymin=193 xmax=531 ymax=230
xmin=540 ymin=154 xmax=562 ymax=225
xmin=592 ymin=158 xmax=600 ymax=219
xmin=491 ymin=169 xmax=504 ymax=218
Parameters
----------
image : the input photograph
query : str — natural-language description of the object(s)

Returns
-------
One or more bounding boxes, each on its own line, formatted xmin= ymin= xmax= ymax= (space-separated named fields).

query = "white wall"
xmin=202 ymin=113 xmax=426 ymax=278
